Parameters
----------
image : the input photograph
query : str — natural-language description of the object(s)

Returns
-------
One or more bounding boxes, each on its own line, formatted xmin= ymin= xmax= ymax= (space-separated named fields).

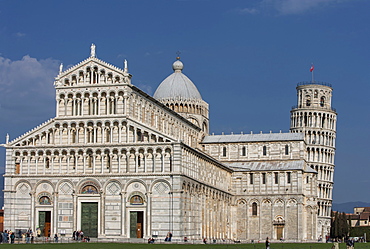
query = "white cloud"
xmin=236 ymin=0 xmax=350 ymax=16
xmin=0 ymin=55 xmax=60 ymax=141
xmin=237 ymin=7 xmax=259 ymax=15
xmin=0 ymin=55 xmax=59 ymax=97
xmin=144 ymin=51 xmax=163 ymax=57
xmin=0 ymin=55 xmax=59 ymax=121
xmin=263 ymin=0 xmax=343 ymax=15
xmin=14 ymin=32 xmax=26 ymax=37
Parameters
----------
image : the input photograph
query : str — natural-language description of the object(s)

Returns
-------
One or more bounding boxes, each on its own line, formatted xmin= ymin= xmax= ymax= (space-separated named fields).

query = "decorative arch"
xmin=35 ymin=180 xmax=55 ymax=192
xmin=14 ymin=180 xmax=32 ymax=192
xmin=262 ymin=199 xmax=272 ymax=206
xmin=125 ymin=179 xmax=148 ymax=192
xmin=237 ymin=198 xmax=247 ymax=205
xmin=274 ymin=199 xmax=285 ymax=206
xmin=273 ymin=215 xmax=285 ymax=225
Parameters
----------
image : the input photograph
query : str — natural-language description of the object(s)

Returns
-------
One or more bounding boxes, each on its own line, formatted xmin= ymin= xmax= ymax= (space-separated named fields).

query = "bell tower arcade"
xmin=290 ymin=81 xmax=337 ymax=240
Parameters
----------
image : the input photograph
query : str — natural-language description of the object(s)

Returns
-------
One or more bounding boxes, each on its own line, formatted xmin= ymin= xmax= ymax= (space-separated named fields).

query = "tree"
xmin=330 ymin=211 xmax=349 ymax=239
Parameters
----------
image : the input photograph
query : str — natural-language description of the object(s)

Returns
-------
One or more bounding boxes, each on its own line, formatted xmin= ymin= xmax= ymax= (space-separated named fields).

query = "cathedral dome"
xmin=153 ymin=59 xmax=203 ymax=101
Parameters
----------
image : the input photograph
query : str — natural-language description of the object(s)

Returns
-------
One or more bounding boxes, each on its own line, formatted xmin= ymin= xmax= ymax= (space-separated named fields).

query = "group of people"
xmin=72 ymin=230 xmax=90 ymax=242
xmin=72 ymin=230 xmax=84 ymax=241
xmin=0 ymin=229 xmax=34 ymax=244
xmin=0 ymin=230 xmax=15 ymax=244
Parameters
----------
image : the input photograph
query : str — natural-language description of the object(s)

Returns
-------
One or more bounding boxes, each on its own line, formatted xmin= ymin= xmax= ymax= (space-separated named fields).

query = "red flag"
xmin=310 ymin=64 xmax=314 ymax=72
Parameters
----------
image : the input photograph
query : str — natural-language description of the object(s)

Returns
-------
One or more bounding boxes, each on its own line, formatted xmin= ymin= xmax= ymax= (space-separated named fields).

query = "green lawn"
xmin=0 ymin=243 xmax=369 ymax=249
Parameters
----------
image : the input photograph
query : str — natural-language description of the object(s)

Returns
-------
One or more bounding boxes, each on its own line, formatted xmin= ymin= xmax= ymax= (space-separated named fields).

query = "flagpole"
xmin=310 ymin=63 xmax=314 ymax=83
xmin=312 ymin=69 xmax=314 ymax=83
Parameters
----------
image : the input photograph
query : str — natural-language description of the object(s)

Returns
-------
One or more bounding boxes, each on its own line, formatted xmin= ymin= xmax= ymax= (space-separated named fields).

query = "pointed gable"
xmin=54 ymin=56 xmax=132 ymax=88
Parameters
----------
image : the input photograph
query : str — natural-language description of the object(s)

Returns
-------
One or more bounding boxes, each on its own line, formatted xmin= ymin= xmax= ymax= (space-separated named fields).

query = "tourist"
xmin=265 ymin=237 xmax=270 ymax=249
xmin=25 ymin=231 xmax=30 ymax=243
xmin=10 ymin=232 xmax=15 ymax=244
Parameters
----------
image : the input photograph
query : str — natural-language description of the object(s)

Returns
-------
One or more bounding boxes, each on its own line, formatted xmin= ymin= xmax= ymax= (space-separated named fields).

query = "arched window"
xmin=306 ymin=95 xmax=311 ymax=106
xmin=285 ymin=145 xmax=289 ymax=155
xmin=222 ymin=147 xmax=227 ymax=157
xmin=252 ymin=202 xmax=258 ymax=216
xmin=320 ymin=96 xmax=325 ymax=107
xmin=314 ymin=90 xmax=318 ymax=98
xmin=263 ymin=146 xmax=267 ymax=156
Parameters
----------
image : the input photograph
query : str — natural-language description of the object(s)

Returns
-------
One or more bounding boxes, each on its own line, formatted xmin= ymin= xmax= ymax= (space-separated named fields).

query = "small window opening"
xmin=252 ymin=202 xmax=258 ymax=216
xmin=15 ymin=163 xmax=20 ymax=174
xmin=46 ymin=158 xmax=50 ymax=168
xmin=287 ymin=172 xmax=291 ymax=184
xmin=222 ymin=147 xmax=227 ymax=157
xmin=274 ymin=172 xmax=278 ymax=184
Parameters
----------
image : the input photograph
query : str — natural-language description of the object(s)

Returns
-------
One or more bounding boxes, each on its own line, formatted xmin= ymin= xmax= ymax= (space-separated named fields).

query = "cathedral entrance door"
xmin=81 ymin=202 xmax=98 ymax=237
xmin=130 ymin=211 xmax=143 ymax=238
xmin=38 ymin=211 xmax=51 ymax=237
xmin=276 ymin=225 xmax=284 ymax=240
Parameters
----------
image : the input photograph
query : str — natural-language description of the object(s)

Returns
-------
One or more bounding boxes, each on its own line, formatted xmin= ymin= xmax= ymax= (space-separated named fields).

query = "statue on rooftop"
xmin=124 ymin=59 xmax=128 ymax=72
xmin=91 ymin=43 xmax=96 ymax=57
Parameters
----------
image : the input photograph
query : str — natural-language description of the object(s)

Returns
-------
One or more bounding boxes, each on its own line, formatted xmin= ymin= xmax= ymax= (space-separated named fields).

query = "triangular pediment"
xmin=7 ymin=118 xmax=55 ymax=147
xmin=54 ymin=56 xmax=132 ymax=88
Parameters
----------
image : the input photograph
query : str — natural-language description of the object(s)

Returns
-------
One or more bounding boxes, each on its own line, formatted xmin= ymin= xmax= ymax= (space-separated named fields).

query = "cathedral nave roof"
xmin=227 ymin=160 xmax=316 ymax=173
xmin=202 ymin=132 xmax=304 ymax=144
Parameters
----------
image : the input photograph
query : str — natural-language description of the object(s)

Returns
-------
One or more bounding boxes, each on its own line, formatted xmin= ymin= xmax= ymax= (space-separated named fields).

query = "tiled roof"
xmin=360 ymin=213 xmax=370 ymax=220
xmin=202 ymin=133 xmax=304 ymax=144
xmin=226 ymin=160 xmax=314 ymax=172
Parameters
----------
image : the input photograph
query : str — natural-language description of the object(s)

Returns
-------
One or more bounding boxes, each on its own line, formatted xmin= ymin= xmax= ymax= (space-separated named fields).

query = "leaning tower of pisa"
xmin=290 ymin=81 xmax=337 ymax=240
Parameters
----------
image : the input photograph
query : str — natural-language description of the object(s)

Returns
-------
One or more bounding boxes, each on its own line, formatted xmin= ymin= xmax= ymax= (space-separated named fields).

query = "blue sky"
xmin=0 ymin=0 xmax=369 ymax=204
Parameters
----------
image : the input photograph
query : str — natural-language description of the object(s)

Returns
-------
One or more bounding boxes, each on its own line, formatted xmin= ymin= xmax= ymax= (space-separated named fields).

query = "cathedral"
xmin=2 ymin=45 xmax=337 ymax=242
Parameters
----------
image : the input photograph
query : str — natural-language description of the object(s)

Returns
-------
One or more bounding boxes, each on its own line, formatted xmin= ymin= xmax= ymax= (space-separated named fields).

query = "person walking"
xmin=10 ymin=232 xmax=15 ymax=244
xmin=265 ymin=237 xmax=270 ymax=249
xmin=346 ymin=238 xmax=353 ymax=249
